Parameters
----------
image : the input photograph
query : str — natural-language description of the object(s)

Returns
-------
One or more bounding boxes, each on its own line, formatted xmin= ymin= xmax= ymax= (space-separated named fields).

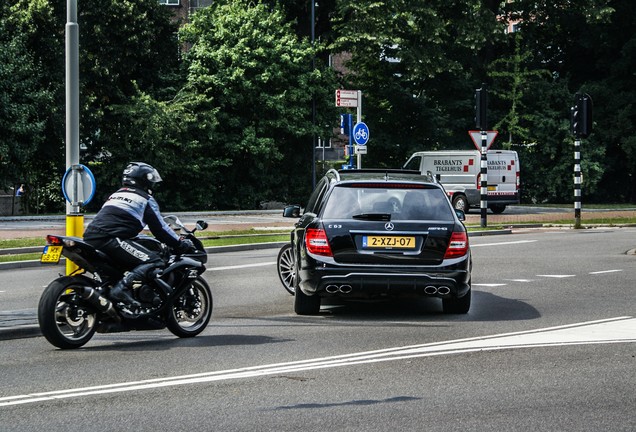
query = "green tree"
xmin=0 ymin=26 xmax=51 ymax=189
xmin=331 ymin=0 xmax=502 ymax=168
xmin=178 ymin=0 xmax=336 ymax=209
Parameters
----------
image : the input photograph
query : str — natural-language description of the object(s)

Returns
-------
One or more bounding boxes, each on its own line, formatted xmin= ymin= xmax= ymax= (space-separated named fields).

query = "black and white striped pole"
xmin=574 ymin=139 xmax=582 ymax=227
xmin=475 ymin=85 xmax=488 ymax=228
xmin=570 ymin=93 xmax=593 ymax=229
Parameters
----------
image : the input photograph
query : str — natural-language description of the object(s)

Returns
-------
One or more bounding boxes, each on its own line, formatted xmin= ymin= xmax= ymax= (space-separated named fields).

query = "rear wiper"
xmin=351 ymin=213 xmax=392 ymax=221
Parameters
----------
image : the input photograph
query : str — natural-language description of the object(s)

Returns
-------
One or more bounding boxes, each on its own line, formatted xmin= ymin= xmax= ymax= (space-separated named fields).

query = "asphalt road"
xmin=0 ymin=228 xmax=635 ymax=431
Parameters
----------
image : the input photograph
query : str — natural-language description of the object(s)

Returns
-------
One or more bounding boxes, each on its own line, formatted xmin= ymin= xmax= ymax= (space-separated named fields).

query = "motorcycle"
xmin=38 ymin=215 xmax=212 ymax=349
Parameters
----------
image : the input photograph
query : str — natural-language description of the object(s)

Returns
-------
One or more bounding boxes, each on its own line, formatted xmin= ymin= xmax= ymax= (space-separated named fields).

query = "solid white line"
xmin=537 ymin=274 xmax=576 ymax=278
xmin=1 ymin=316 xmax=634 ymax=407
xmin=471 ymin=240 xmax=537 ymax=247
xmin=589 ymin=269 xmax=623 ymax=275
xmin=210 ymin=262 xmax=274 ymax=271
xmin=472 ymin=283 xmax=507 ymax=287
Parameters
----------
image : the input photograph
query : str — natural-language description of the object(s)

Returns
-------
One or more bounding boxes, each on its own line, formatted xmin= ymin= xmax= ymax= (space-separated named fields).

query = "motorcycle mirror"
xmin=195 ymin=220 xmax=208 ymax=231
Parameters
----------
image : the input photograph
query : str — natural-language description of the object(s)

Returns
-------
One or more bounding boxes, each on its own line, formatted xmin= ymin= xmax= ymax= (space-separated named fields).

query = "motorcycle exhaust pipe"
xmin=79 ymin=287 xmax=121 ymax=322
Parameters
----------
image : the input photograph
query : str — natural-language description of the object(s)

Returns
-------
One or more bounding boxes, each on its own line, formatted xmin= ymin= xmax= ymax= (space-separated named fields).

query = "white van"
xmin=403 ymin=150 xmax=520 ymax=213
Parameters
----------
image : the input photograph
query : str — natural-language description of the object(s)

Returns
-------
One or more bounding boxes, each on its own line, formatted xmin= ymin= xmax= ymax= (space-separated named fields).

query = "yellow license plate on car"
xmin=363 ymin=236 xmax=415 ymax=249
xmin=40 ymin=245 xmax=63 ymax=264
xmin=487 ymin=185 xmax=497 ymax=191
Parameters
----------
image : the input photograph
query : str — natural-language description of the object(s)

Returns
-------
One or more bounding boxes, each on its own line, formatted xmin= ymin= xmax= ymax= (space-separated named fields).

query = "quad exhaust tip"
xmin=424 ymin=285 xmax=451 ymax=295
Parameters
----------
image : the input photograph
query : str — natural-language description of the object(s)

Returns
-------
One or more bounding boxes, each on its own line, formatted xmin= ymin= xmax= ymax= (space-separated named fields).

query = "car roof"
xmin=327 ymin=169 xmax=437 ymax=185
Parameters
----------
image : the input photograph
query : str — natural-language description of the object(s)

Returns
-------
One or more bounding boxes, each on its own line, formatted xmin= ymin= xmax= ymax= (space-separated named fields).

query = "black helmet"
xmin=122 ymin=162 xmax=162 ymax=193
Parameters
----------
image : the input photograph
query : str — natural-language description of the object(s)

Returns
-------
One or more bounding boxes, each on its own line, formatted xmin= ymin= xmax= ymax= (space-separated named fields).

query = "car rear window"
xmin=322 ymin=185 xmax=454 ymax=221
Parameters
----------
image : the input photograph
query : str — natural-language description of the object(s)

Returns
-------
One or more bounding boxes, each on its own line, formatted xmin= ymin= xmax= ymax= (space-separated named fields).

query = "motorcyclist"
xmin=84 ymin=162 xmax=194 ymax=309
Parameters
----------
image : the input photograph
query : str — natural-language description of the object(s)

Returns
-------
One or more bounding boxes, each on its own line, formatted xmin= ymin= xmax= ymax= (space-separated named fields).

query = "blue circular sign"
xmin=62 ymin=164 xmax=97 ymax=206
xmin=352 ymin=122 xmax=370 ymax=145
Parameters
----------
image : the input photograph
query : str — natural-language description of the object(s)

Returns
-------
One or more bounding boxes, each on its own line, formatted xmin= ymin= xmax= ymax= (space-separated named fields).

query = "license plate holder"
xmin=41 ymin=245 xmax=63 ymax=264
xmin=362 ymin=235 xmax=416 ymax=250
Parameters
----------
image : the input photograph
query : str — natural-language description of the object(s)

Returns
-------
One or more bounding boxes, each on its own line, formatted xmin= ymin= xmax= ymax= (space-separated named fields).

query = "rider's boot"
xmin=110 ymin=272 xmax=141 ymax=308
xmin=111 ymin=262 xmax=163 ymax=308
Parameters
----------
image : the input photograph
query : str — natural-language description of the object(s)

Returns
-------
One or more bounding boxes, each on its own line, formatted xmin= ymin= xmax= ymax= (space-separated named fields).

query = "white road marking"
xmin=472 ymin=283 xmax=507 ymax=287
xmin=589 ymin=269 xmax=623 ymax=275
xmin=536 ymin=274 xmax=576 ymax=278
xmin=210 ymin=262 xmax=274 ymax=271
xmin=472 ymin=240 xmax=537 ymax=247
xmin=1 ymin=316 xmax=634 ymax=407
xmin=506 ymin=279 xmax=534 ymax=283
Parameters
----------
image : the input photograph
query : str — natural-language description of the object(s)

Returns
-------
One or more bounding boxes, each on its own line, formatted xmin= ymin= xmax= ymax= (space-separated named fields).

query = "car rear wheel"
xmin=442 ymin=288 xmax=471 ymax=314
xmin=293 ymin=271 xmax=320 ymax=315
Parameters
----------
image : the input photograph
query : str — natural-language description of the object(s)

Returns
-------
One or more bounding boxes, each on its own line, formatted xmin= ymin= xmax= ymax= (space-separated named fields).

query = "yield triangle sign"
xmin=468 ymin=130 xmax=498 ymax=150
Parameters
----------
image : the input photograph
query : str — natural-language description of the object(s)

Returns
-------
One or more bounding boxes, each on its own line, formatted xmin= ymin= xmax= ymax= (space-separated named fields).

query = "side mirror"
xmin=195 ymin=220 xmax=208 ymax=231
xmin=455 ymin=209 xmax=466 ymax=221
xmin=283 ymin=205 xmax=301 ymax=218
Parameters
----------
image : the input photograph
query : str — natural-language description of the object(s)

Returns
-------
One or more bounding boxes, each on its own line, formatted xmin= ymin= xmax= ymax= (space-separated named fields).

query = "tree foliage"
xmin=177 ymin=0 xmax=336 ymax=208
xmin=1 ymin=0 xmax=635 ymax=211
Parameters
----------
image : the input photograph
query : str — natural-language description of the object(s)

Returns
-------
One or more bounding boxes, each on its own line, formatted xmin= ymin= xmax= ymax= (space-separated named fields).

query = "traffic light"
xmin=475 ymin=86 xmax=488 ymax=130
xmin=340 ymin=113 xmax=351 ymax=135
xmin=571 ymin=93 xmax=593 ymax=138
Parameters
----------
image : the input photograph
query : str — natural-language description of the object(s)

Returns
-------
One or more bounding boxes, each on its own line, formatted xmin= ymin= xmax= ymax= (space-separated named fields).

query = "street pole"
xmin=66 ymin=0 xmax=82 ymax=274
xmin=475 ymin=85 xmax=488 ymax=228
xmin=574 ymin=139 xmax=582 ymax=228
xmin=310 ymin=0 xmax=316 ymax=189
xmin=480 ymin=131 xmax=488 ymax=228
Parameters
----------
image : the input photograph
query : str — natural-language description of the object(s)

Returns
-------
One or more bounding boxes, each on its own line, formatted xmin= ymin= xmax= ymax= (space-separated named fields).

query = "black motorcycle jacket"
xmin=84 ymin=186 xmax=181 ymax=248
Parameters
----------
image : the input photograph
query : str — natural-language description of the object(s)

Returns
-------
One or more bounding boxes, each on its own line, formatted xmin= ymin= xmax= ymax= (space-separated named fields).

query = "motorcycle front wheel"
xmin=38 ymin=276 xmax=97 ymax=349
xmin=167 ymin=276 xmax=212 ymax=338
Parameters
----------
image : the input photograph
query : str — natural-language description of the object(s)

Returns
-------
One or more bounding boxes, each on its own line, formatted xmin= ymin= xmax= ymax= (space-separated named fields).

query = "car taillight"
xmin=305 ymin=228 xmax=333 ymax=257
xmin=444 ymin=231 xmax=468 ymax=259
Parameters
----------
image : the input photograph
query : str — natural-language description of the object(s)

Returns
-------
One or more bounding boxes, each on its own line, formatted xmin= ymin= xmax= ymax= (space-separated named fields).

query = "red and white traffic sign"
xmin=468 ymin=130 xmax=498 ymax=150
xmin=336 ymin=89 xmax=359 ymax=107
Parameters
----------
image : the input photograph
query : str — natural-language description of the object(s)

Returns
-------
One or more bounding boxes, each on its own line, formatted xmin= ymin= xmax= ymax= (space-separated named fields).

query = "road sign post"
xmin=336 ymin=90 xmax=364 ymax=169
xmin=570 ymin=93 xmax=593 ymax=228
xmin=352 ymin=122 xmax=369 ymax=169
xmin=474 ymin=85 xmax=488 ymax=228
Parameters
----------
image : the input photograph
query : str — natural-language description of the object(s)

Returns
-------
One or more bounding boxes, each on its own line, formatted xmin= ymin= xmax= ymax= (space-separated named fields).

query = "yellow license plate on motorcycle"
xmin=41 ymin=245 xmax=63 ymax=264
xmin=362 ymin=236 xmax=415 ymax=249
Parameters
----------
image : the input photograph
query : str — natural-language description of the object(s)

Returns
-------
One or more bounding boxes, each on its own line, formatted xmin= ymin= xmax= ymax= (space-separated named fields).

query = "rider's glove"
xmin=176 ymin=238 xmax=196 ymax=254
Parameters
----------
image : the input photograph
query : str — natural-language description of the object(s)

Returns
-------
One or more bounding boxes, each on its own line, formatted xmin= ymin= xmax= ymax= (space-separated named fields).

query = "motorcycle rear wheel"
xmin=167 ymin=276 xmax=212 ymax=338
xmin=38 ymin=276 xmax=97 ymax=349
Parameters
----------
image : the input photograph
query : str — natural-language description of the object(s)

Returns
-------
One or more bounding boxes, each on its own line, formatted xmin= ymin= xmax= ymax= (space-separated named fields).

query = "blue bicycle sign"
xmin=353 ymin=122 xmax=370 ymax=145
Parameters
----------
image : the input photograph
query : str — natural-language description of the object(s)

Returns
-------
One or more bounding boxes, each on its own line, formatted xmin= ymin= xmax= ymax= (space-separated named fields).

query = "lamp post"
xmin=311 ymin=0 xmax=316 ymax=189
xmin=65 ymin=0 xmax=82 ymax=274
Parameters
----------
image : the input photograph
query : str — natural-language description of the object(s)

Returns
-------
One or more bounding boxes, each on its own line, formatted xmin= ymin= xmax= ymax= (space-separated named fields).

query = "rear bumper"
xmin=299 ymin=258 xmax=471 ymax=300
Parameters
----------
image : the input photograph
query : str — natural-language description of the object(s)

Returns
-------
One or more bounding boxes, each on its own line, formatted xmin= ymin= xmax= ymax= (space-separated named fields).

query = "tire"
xmin=167 ymin=276 xmax=213 ymax=338
xmin=277 ymin=244 xmax=296 ymax=295
xmin=293 ymin=269 xmax=320 ymax=315
xmin=38 ymin=276 xmax=97 ymax=349
xmin=452 ymin=194 xmax=469 ymax=212
xmin=489 ymin=204 xmax=506 ymax=214
xmin=442 ymin=288 xmax=471 ymax=314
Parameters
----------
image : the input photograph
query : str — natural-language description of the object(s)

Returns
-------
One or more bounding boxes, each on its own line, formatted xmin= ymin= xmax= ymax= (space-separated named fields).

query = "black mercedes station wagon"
xmin=282 ymin=169 xmax=472 ymax=315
